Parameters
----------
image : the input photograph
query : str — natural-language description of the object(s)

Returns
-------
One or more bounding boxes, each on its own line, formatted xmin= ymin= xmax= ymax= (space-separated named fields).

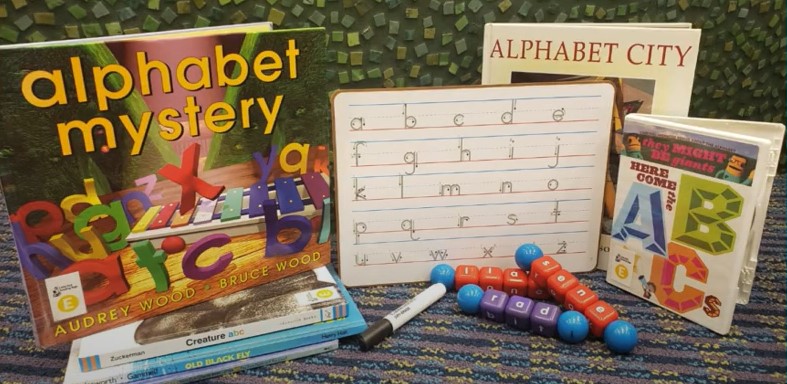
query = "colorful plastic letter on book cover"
xmin=0 ymin=24 xmax=332 ymax=347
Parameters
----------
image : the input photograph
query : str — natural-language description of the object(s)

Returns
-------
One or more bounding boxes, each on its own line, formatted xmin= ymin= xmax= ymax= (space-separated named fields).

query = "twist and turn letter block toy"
xmin=433 ymin=242 xmax=638 ymax=354
xmin=455 ymin=265 xmax=480 ymax=291
xmin=479 ymin=266 xmax=504 ymax=291
xmin=565 ymin=284 xmax=600 ymax=313
xmin=530 ymin=255 xmax=562 ymax=287
xmin=528 ymin=277 xmax=551 ymax=300
xmin=505 ymin=296 xmax=535 ymax=331
xmin=480 ymin=289 xmax=508 ymax=322
xmin=503 ymin=268 xmax=528 ymax=297
xmin=531 ymin=301 xmax=562 ymax=338
xmin=547 ymin=270 xmax=579 ymax=303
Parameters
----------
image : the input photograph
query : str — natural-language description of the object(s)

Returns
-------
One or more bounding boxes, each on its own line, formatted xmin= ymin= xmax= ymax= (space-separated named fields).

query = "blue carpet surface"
xmin=0 ymin=177 xmax=785 ymax=383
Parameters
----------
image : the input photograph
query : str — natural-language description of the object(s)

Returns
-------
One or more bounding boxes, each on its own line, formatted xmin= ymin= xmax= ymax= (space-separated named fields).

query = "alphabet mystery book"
xmin=0 ymin=24 xmax=333 ymax=347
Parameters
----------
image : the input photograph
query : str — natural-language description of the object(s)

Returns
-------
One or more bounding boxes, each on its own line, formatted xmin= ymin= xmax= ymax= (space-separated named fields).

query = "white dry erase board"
xmin=332 ymin=82 xmax=615 ymax=287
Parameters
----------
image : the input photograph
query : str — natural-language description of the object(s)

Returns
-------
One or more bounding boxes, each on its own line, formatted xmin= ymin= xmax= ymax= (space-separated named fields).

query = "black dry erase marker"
xmin=357 ymin=283 xmax=447 ymax=351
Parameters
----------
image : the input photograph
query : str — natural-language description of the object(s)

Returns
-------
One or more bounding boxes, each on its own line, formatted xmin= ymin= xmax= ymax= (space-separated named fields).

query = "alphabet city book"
xmin=481 ymin=22 xmax=701 ymax=270
xmin=605 ymin=114 xmax=784 ymax=334
xmin=0 ymin=23 xmax=333 ymax=347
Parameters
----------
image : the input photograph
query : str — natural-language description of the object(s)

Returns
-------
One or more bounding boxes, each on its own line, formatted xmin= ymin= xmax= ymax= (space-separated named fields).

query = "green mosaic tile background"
xmin=0 ymin=0 xmax=784 ymax=128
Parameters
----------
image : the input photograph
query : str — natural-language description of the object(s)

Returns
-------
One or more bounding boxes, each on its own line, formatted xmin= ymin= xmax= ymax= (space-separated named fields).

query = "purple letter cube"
xmin=504 ymin=296 xmax=535 ymax=331
xmin=479 ymin=289 xmax=509 ymax=322
xmin=531 ymin=302 xmax=562 ymax=338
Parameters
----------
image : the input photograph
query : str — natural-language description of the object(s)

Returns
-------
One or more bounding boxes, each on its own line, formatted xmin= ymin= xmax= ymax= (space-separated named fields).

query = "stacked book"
xmin=0 ymin=22 xmax=364 ymax=383
xmin=64 ymin=265 xmax=365 ymax=384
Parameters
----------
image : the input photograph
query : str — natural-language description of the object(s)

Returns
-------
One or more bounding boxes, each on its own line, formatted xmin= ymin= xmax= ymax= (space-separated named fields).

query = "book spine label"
xmin=81 ymin=290 xmax=345 ymax=370
xmin=134 ymin=342 xmax=339 ymax=384
xmin=72 ymin=324 xmax=356 ymax=384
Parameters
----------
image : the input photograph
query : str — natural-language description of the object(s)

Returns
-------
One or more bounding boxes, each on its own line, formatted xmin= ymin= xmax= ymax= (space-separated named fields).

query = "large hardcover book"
xmin=64 ymin=267 xmax=365 ymax=384
xmin=77 ymin=266 xmax=347 ymax=370
xmin=481 ymin=23 xmax=701 ymax=270
xmin=605 ymin=114 xmax=784 ymax=334
xmin=0 ymin=24 xmax=332 ymax=347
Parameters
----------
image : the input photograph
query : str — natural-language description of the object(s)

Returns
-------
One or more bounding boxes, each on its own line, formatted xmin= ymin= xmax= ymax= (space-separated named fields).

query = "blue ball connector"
xmin=557 ymin=310 xmax=590 ymax=344
xmin=514 ymin=243 xmax=544 ymax=271
xmin=604 ymin=320 xmax=638 ymax=354
xmin=456 ymin=284 xmax=484 ymax=314
xmin=430 ymin=264 xmax=456 ymax=291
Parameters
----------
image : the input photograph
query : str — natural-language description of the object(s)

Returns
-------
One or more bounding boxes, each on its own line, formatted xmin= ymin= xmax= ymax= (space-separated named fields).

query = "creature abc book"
xmin=0 ymin=24 xmax=333 ymax=347
xmin=605 ymin=114 xmax=784 ymax=334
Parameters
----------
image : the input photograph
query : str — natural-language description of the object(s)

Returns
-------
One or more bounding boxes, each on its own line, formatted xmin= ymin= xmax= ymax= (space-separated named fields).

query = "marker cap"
xmin=357 ymin=319 xmax=393 ymax=351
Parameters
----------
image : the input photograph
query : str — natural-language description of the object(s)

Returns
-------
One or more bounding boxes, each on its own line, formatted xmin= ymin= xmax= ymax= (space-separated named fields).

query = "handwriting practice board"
xmin=332 ymin=83 xmax=615 ymax=286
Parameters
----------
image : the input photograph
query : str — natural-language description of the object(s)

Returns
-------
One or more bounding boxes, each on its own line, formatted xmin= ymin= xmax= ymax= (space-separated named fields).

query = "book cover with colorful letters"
xmin=0 ymin=24 xmax=332 ymax=347
xmin=606 ymin=114 xmax=783 ymax=334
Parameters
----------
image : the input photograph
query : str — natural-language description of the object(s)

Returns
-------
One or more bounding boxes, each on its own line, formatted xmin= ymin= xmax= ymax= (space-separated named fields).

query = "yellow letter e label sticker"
xmin=45 ymin=272 xmax=87 ymax=322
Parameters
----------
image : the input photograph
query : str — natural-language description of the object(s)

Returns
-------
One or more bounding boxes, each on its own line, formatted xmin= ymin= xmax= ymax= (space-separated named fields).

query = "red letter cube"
xmin=503 ymin=268 xmax=528 ymax=297
xmin=455 ymin=265 xmax=480 ymax=291
xmin=584 ymin=300 xmax=619 ymax=338
xmin=478 ymin=266 xmax=504 ymax=291
xmin=564 ymin=284 xmax=599 ymax=313
xmin=527 ymin=274 xmax=550 ymax=300
xmin=530 ymin=256 xmax=561 ymax=287
xmin=546 ymin=270 xmax=579 ymax=303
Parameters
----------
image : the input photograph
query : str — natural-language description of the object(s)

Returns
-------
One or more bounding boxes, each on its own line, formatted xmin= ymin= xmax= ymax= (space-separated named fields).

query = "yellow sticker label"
xmin=316 ymin=288 xmax=334 ymax=299
xmin=57 ymin=294 xmax=80 ymax=312
xmin=615 ymin=264 xmax=629 ymax=280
